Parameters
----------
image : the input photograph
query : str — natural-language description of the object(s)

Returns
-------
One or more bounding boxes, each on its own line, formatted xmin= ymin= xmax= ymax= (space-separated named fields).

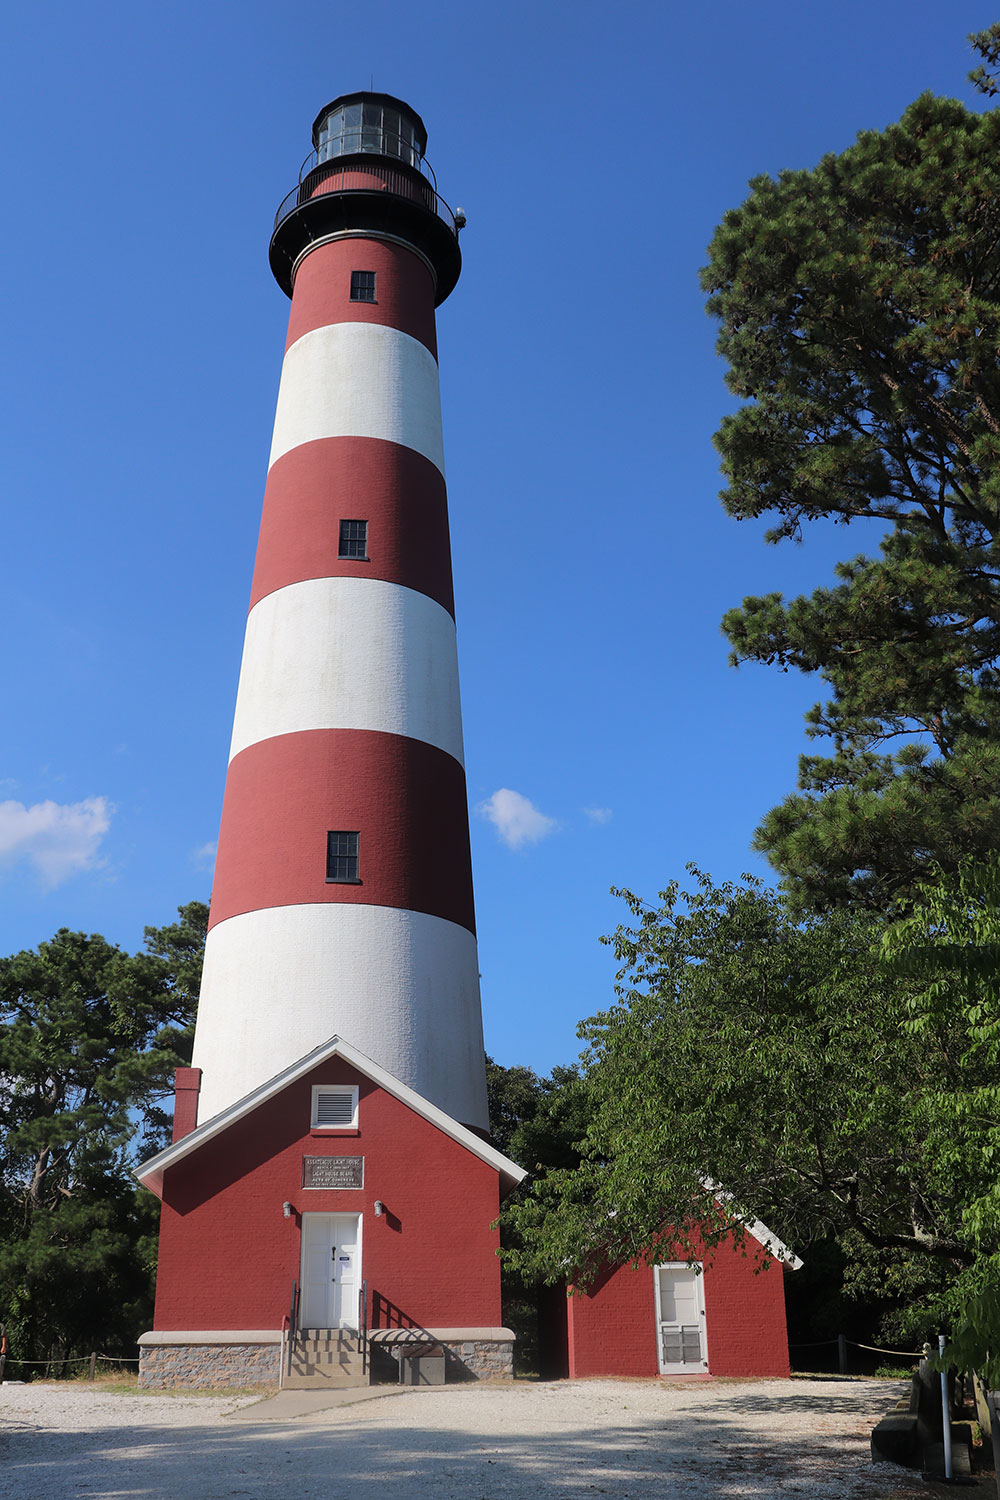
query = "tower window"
xmin=339 ymin=519 xmax=369 ymax=559
xmin=327 ymin=830 xmax=360 ymax=883
xmin=350 ymin=270 xmax=376 ymax=302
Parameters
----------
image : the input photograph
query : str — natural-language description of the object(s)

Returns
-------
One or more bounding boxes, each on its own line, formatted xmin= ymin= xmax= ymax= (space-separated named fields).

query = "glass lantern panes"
xmin=315 ymin=100 xmax=419 ymax=166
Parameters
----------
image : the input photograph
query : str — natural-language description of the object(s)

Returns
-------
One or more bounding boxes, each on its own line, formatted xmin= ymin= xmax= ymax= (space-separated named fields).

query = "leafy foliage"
xmin=883 ymin=857 xmax=1000 ymax=1379
xmin=702 ymin=92 xmax=1000 ymax=911
xmin=0 ymin=904 xmax=206 ymax=1366
xmin=505 ymin=871 xmax=990 ymax=1301
xmin=485 ymin=1056 xmax=589 ymax=1373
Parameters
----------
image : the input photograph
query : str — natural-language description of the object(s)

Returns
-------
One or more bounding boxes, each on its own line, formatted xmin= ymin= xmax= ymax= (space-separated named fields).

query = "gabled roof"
xmin=135 ymin=1035 xmax=527 ymax=1198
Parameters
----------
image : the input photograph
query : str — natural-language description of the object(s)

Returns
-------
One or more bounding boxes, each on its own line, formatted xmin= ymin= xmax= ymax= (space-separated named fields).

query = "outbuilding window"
xmin=311 ymin=1084 xmax=359 ymax=1129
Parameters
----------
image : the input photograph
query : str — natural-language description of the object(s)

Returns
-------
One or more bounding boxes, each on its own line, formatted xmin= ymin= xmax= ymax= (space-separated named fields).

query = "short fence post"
xmin=88 ymin=1353 xmax=97 ymax=1382
xmin=838 ymin=1334 xmax=847 ymax=1375
xmin=984 ymin=1390 xmax=1000 ymax=1500
xmin=938 ymin=1334 xmax=953 ymax=1481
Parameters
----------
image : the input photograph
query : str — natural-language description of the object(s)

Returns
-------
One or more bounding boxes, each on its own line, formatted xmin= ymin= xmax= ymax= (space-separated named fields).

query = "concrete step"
xmin=871 ymin=1413 xmax=920 ymax=1467
xmin=282 ymin=1331 xmax=369 ymax=1390
xmin=291 ymin=1345 xmax=364 ymax=1363
xmin=297 ymin=1329 xmax=360 ymax=1346
xmin=282 ymin=1369 xmax=368 ymax=1389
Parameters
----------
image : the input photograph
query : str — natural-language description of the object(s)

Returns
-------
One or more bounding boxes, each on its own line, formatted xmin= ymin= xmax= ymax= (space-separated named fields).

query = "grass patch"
xmin=27 ymin=1374 xmax=271 ymax=1399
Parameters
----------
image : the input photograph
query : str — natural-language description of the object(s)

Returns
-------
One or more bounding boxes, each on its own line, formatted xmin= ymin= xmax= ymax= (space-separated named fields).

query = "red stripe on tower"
xmin=285 ymin=238 xmax=438 ymax=356
xmin=210 ymin=729 xmax=476 ymax=932
xmin=250 ymin=439 xmax=454 ymax=614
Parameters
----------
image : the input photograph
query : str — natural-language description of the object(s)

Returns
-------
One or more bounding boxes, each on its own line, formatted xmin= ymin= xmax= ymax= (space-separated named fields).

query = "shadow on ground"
xmin=0 ymin=1380 xmax=937 ymax=1500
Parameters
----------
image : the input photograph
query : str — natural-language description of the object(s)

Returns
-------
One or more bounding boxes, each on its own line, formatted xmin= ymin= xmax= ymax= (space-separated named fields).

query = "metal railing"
xmin=273 ymin=160 xmax=459 ymax=240
xmin=284 ymin=1279 xmax=300 ymax=1379
xmin=303 ymin=137 xmax=438 ymax=189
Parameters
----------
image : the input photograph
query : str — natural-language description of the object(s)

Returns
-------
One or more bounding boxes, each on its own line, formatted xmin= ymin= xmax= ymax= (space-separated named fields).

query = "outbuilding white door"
xmin=654 ymin=1264 xmax=708 ymax=1374
xmin=300 ymin=1213 xmax=361 ymax=1330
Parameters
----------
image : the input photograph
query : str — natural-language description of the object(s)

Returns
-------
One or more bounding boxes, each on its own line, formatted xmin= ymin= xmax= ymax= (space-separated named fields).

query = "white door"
xmin=300 ymin=1213 xmax=361 ymax=1330
xmin=654 ymin=1264 xmax=708 ymax=1374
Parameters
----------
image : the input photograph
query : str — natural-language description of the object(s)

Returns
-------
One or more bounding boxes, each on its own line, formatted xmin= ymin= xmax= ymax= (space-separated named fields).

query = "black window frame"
xmin=350 ymin=270 xmax=377 ymax=303
xmin=338 ymin=518 xmax=369 ymax=560
xmin=326 ymin=830 xmax=361 ymax=884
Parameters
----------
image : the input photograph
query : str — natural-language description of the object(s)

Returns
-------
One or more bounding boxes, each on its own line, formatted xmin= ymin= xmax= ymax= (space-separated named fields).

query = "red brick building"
xmin=137 ymin=1038 xmax=523 ymax=1386
xmin=542 ymin=1220 xmax=799 ymax=1380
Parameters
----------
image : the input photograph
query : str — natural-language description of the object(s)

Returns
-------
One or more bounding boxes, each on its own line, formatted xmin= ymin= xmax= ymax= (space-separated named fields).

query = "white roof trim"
xmin=704 ymin=1180 xmax=803 ymax=1270
xmin=135 ymin=1035 xmax=526 ymax=1198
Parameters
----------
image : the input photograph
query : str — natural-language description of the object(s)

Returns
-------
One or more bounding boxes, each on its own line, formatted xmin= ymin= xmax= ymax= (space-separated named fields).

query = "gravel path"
xmin=0 ymin=1376 xmax=958 ymax=1498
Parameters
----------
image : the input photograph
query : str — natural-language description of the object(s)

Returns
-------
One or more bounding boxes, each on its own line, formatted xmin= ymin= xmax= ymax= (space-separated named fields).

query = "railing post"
xmin=88 ymin=1352 xmax=97 ymax=1382
xmin=287 ymin=1279 xmax=299 ymax=1379
xmin=837 ymin=1334 xmax=847 ymax=1375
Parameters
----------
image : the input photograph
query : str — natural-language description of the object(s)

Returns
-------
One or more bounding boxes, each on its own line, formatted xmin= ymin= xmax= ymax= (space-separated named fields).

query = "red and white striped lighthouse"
xmin=136 ymin=96 xmax=524 ymax=1391
xmin=191 ymin=94 xmax=488 ymax=1131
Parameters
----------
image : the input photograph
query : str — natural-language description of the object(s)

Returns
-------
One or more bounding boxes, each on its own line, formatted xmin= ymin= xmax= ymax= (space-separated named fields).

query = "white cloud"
xmin=478 ymin=788 xmax=557 ymax=850
xmin=584 ymin=806 xmax=613 ymax=825
xmin=191 ymin=840 xmax=217 ymax=868
xmin=0 ymin=796 xmax=112 ymax=888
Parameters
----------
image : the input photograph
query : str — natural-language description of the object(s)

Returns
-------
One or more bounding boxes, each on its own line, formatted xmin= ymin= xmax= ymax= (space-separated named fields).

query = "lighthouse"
xmin=194 ymin=92 xmax=486 ymax=1132
xmin=136 ymin=94 xmax=524 ymax=1391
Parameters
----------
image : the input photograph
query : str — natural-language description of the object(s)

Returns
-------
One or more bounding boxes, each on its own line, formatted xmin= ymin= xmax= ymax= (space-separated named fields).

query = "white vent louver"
xmin=314 ymin=1088 xmax=355 ymax=1127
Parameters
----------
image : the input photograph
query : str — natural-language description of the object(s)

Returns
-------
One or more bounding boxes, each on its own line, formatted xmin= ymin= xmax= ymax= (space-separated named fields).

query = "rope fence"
xmin=787 ymin=1333 xmax=925 ymax=1372
xmin=789 ymin=1338 xmax=923 ymax=1356
xmin=1 ymin=1351 xmax=141 ymax=1378
xmin=852 ymin=1342 xmax=925 ymax=1358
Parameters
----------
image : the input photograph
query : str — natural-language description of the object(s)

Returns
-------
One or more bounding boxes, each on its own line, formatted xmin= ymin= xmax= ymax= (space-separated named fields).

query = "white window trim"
xmin=311 ymin=1084 xmax=359 ymax=1130
xmin=653 ymin=1262 xmax=708 ymax=1375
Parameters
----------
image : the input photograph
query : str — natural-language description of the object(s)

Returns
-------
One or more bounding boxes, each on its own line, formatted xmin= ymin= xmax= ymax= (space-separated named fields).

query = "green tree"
xmin=883 ymin=856 xmax=1000 ymax=1378
xmin=702 ymin=89 xmax=1000 ymax=912
xmin=969 ymin=24 xmax=1000 ymax=99
xmin=486 ymin=1056 xmax=590 ymax=1372
xmin=0 ymin=903 xmax=206 ymax=1368
xmin=505 ymin=872 xmax=986 ymax=1310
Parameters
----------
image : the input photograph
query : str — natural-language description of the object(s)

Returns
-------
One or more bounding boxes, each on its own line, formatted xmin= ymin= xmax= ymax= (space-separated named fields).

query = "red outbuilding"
xmin=541 ymin=1219 xmax=799 ymax=1381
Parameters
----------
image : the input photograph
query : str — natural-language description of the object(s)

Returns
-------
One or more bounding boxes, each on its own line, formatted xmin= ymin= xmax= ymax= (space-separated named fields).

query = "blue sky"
xmin=2 ymin=1 xmax=993 ymax=1074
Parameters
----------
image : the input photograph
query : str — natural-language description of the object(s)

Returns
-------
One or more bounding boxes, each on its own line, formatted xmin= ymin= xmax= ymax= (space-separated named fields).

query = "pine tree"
xmin=702 ymin=88 xmax=1000 ymax=910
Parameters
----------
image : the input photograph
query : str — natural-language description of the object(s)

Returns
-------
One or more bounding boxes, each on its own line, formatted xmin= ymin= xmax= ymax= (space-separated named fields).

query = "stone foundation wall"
xmin=139 ymin=1341 xmax=281 ymax=1389
xmin=444 ymin=1338 xmax=514 ymax=1381
xmin=139 ymin=1330 xmax=513 ymax=1388
xmin=370 ymin=1333 xmax=514 ymax=1383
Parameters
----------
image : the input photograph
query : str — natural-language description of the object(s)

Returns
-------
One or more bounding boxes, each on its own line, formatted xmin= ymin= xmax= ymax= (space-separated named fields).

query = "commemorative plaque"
xmin=302 ymin=1155 xmax=364 ymax=1189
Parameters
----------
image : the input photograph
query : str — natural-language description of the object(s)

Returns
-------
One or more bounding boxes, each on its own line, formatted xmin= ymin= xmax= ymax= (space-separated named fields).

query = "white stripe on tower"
xmin=191 ymin=229 xmax=487 ymax=1131
xmin=228 ymin=577 xmax=464 ymax=764
xmin=269 ymin=323 xmax=446 ymax=474
xmin=196 ymin=906 xmax=486 ymax=1126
